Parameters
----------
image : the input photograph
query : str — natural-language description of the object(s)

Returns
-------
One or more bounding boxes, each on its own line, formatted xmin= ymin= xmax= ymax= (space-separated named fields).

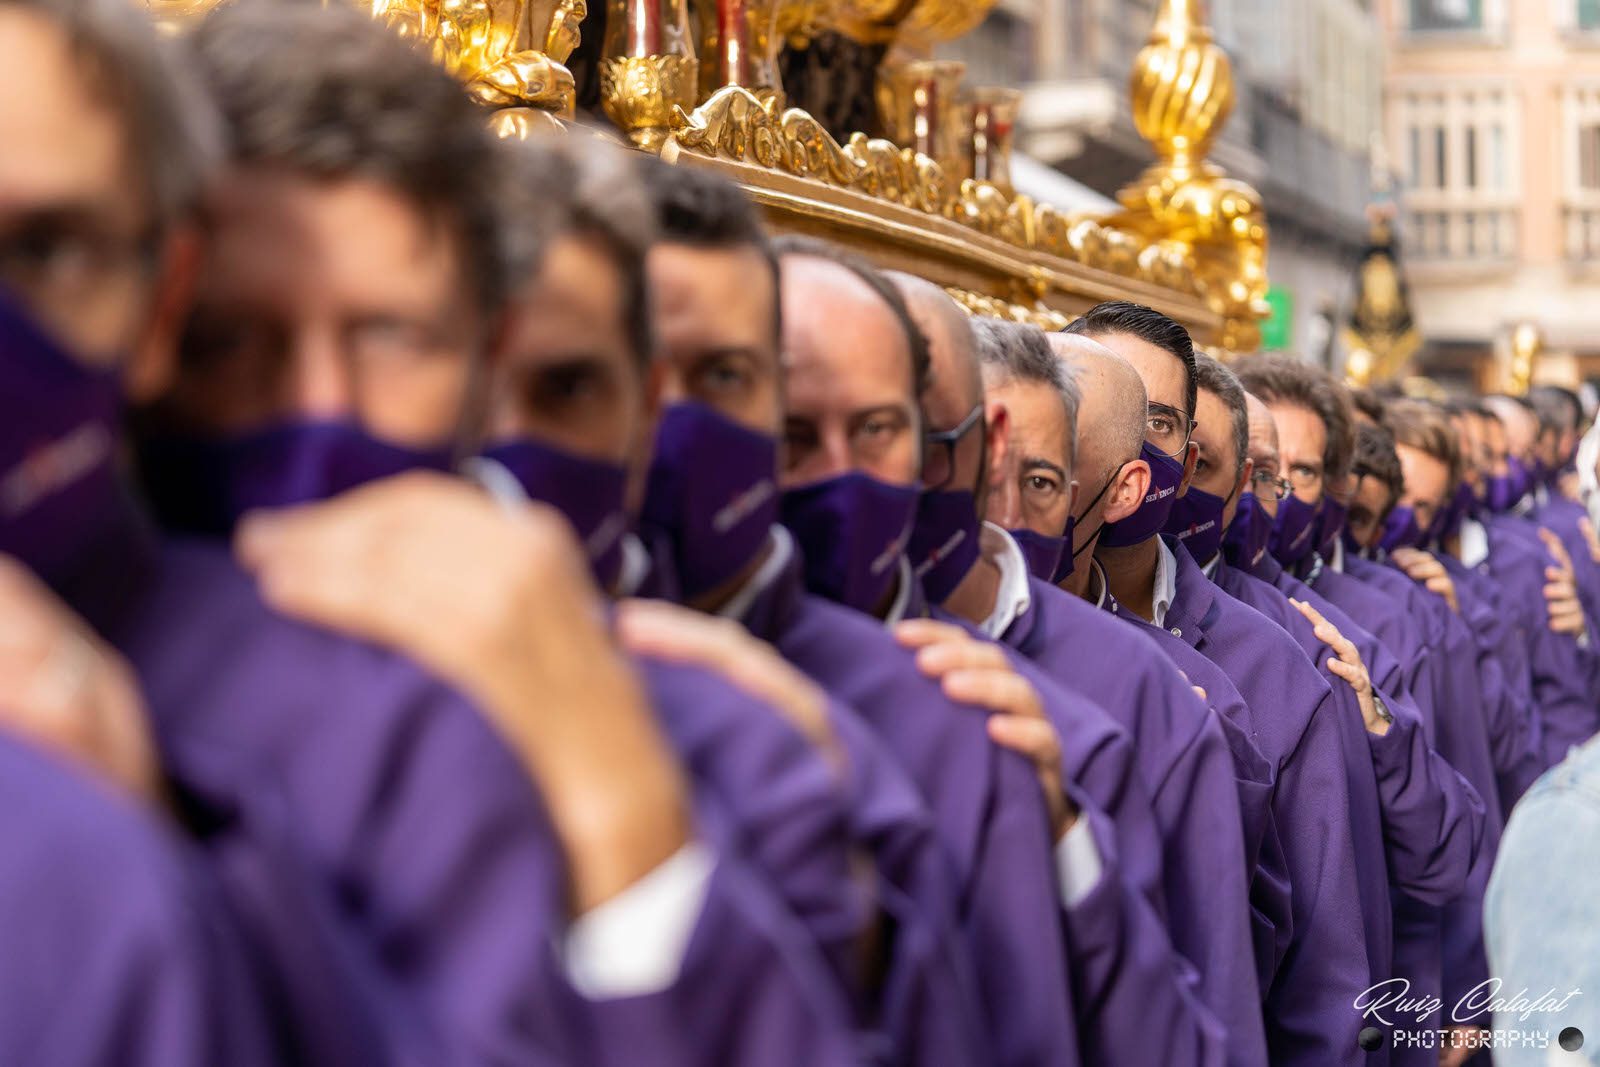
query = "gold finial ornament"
xmin=1111 ymin=0 xmax=1268 ymax=353
xmin=1507 ymin=322 xmax=1541 ymax=397
xmin=1342 ymin=206 xmax=1420 ymax=385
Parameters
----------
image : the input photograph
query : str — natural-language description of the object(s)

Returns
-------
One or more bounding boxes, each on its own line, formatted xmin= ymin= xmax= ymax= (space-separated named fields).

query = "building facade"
xmin=1380 ymin=0 xmax=1600 ymax=389
xmin=940 ymin=0 xmax=1384 ymax=362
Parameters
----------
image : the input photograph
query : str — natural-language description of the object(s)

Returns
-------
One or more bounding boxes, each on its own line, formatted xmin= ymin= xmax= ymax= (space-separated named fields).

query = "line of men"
xmin=1 ymin=0 xmax=1595 ymax=1063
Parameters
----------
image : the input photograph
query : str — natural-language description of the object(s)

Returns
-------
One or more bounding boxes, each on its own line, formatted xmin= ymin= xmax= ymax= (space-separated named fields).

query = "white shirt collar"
xmin=881 ymin=555 xmax=916 ymax=627
xmin=977 ymin=523 xmax=1034 ymax=640
xmin=1459 ymin=517 xmax=1490 ymax=569
xmin=1329 ymin=537 xmax=1346 ymax=573
xmin=614 ymin=533 xmax=654 ymax=598
xmin=1090 ymin=558 xmax=1109 ymax=610
xmin=716 ymin=526 xmax=793 ymax=623
xmin=1151 ymin=537 xmax=1179 ymax=627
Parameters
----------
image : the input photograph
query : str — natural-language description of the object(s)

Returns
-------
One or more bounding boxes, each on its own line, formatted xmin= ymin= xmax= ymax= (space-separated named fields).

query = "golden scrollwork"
xmin=602 ymin=54 xmax=701 ymax=151
xmin=1111 ymin=0 xmax=1269 ymax=353
xmin=372 ymin=0 xmax=577 ymax=112
xmin=668 ymin=86 xmax=1192 ymax=287
xmin=943 ymin=286 xmax=1070 ymax=332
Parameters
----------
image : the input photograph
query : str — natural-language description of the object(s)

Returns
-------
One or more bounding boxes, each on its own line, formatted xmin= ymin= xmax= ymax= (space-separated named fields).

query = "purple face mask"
xmin=1269 ymin=492 xmax=1322 ymax=567
xmin=1435 ymin=482 xmax=1475 ymax=545
xmin=780 ymin=471 xmax=918 ymax=616
xmin=1098 ymin=442 xmax=1185 ymax=548
xmin=1222 ymin=491 xmax=1272 ymax=572
xmin=1163 ymin=483 xmax=1228 ymax=566
xmin=0 ymin=289 xmax=124 ymax=587
xmin=139 ymin=421 xmax=453 ymax=536
xmin=1485 ymin=472 xmax=1516 ymax=513
xmin=1010 ymin=515 xmax=1076 ymax=584
xmin=476 ymin=438 xmax=630 ymax=589
xmin=1377 ymin=504 xmax=1421 ymax=555
xmin=1315 ymin=496 xmax=1349 ymax=559
xmin=907 ymin=488 xmax=982 ymax=604
xmin=1506 ymin=456 xmax=1531 ymax=504
xmin=640 ymin=402 xmax=779 ymax=601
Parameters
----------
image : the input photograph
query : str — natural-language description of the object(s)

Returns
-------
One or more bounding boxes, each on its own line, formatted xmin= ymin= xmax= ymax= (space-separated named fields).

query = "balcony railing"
xmin=1563 ymin=204 xmax=1600 ymax=262
xmin=1404 ymin=205 xmax=1518 ymax=263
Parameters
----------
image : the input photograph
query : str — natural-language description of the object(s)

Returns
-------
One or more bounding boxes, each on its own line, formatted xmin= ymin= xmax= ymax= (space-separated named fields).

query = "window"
xmin=1490 ymin=123 xmax=1507 ymax=189
xmin=1409 ymin=125 xmax=1423 ymax=186
xmin=1435 ymin=125 xmax=1449 ymax=188
xmin=1580 ymin=124 xmax=1600 ymax=190
xmin=1582 ymin=0 xmax=1600 ymax=32
xmin=1410 ymin=0 xmax=1482 ymax=31
xmin=1465 ymin=126 xmax=1479 ymax=188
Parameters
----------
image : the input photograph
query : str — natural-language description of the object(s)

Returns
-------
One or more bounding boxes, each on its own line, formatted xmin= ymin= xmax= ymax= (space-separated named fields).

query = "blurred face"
xmin=1191 ymin=388 xmax=1249 ymax=528
xmin=1454 ymin=413 xmax=1487 ymax=495
xmin=161 ymin=170 xmax=481 ymax=449
xmin=1483 ymin=417 xmax=1510 ymax=477
xmin=1395 ymin=442 xmax=1450 ymax=530
xmin=489 ymin=233 xmax=645 ymax=469
xmin=779 ymin=256 xmax=920 ymax=489
xmin=648 ymin=241 xmax=781 ymax=438
xmin=984 ymin=376 xmax=1075 ymax=538
xmin=1269 ymin=402 xmax=1327 ymax=508
xmin=0 ymin=8 xmax=177 ymax=392
xmin=916 ymin=312 xmax=987 ymax=500
xmin=1244 ymin=400 xmax=1284 ymax=520
xmin=1499 ymin=406 xmax=1537 ymax=463
xmin=1346 ymin=474 xmax=1391 ymax=550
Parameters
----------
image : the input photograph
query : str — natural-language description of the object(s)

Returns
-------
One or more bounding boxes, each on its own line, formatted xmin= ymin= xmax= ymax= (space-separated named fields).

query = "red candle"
xmin=627 ymin=0 xmax=661 ymax=55
xmin=718 ymin=0 xmax=747 ymax=85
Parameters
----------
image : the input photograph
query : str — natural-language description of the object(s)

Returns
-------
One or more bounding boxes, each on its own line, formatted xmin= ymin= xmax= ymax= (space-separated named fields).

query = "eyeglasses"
xmin=1250 ymin=470 xmax=1290 ymax=501
xmin=1146 ymin=402 xmax=1195 ymax=460
xmin=921 ymin=404 xmax=984 ymax=490
xmin=0 ymin=213 xmax=158 ymax=350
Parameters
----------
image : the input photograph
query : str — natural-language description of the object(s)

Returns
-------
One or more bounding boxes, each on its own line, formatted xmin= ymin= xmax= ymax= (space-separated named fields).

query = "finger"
xmin=915 ymin=638 xmax=1011 ymax=678
xmin=1290 ymin=597 xmax=1328 ymax=631
xmin=892 ymin=618 xmax=973 ymax=651
xmin=986 ymin=714 xmax=1062 ymax=771
xmin=942 ymin=667 xmax=1042 ymax=721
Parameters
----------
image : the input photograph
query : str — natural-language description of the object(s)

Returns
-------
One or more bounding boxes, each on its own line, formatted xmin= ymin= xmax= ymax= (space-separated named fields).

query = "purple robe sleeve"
xmin=1058 ymin=800 xmax=1228 ymax=1067
xmin=0 ymin=735 xmax=275 ymax=1067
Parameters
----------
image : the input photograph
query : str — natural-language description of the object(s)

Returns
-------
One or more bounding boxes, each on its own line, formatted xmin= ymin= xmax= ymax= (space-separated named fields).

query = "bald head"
xmin=888 ymin=272 xmax=983 ymax=418
xmin=1048 ymin=333 xmax=1146 ymax=484
xmin=1483 ymin=395 xmax=1538 ymax=458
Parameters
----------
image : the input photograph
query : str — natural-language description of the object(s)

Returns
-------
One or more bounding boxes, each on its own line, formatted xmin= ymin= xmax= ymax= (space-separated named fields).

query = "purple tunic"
xmin=734 ymin=548 xmax=1079 ymax=1067
xmin=1003 ymin=576 xmax=1265 ymax=1067
xmin=0 ymin=731 xmax=275 ymax=1067
xmin=1138 ymin=538 xmax=1373 ymax=1067
xmin=118 ymin=540 xmax=863 ymax=1067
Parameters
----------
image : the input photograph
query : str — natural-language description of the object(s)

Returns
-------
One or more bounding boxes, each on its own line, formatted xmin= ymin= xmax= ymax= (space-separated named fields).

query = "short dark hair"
xmin=1384 ymin=399 xmax=1461 ymax=487
xmin=772 ymin=235 xmax=930 ymax=398
xmin=502 ymin=136 xmax=655 ymax=365
xmin=642 ymin=159 xmax=780 ymax=346
xmin=973 ymin=318 xmax=1078 ymax=447
xmin=1193 ymin=354 xmax=1249 ymax=480
xmin=1063 ymin=301 xmax=1197 ymax=420
xmin=1530 ymin=385 xmax=1583 ymax=436
xmin=9 ymin=0 xmax=221 ymax=232
xmin=1350 ymin=388 xmax=1387 ymax=425
xmin=189 ymin=0 xmax=509 ymax=312
xmin=1352 ymin=422 xmax=1402 ymax=517
xmin=1235 ymin=355 xmax=1356 ymax=481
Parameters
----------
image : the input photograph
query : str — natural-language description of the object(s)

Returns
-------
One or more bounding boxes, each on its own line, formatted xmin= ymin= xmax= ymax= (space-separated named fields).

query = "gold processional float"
xmin=145 ymin=0 xmax=1274 ymax=356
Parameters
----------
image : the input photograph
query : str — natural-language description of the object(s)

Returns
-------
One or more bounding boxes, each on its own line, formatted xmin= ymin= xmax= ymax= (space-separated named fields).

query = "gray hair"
xmin=6 ymin=0 xmax=221 ymax=232
xmin=188 ymin=0 xmax=509 ymax=312
xmin=1193 ymin=353 xmax=1249 ymax=480
xmin=502 ymin=135 xmax=658 ymax=364
xmin=973 ymin=318 xmax=1079 ymax=449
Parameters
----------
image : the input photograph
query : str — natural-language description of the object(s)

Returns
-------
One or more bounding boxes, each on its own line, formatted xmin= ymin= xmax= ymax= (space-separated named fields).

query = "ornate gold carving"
xmin=1111 ymin=0 xmax=1269 ymax=352
xmin=601 ymin=54 xmax=700 ymax=151
xmin=696 ymin=0 xmax=786 ymax=104
xmin=1506 ymin=322 xmax=1541 ymax=397
xmin=528 ymin=0 xmax=586 ymax=61
xmin=486 ymin=105 xmax=569 ymax=140
xmin=370 ymin=0 xmax=578 ymax=112
xmin=943 ymin=287 xmax=1070 ymax=332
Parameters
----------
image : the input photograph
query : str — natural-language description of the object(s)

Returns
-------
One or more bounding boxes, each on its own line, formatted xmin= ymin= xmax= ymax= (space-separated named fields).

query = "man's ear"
xmin=1176 ymin=439 xmax=1199 ymax=497
xmin=984 ymin=398 xmax=1010 ymax=492
xmin=1236 ymin=456 xmax=1254 ymax=503
xmin=125 ymin=226 xmax=203 ymax=405
xmin=1103 ymin=458 xmax=1151 ymax=524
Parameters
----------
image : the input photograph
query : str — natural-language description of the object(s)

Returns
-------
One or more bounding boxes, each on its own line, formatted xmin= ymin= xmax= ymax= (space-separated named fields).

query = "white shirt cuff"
xmin=1054 ymin=815 xmax=1104 ymax=909
xmin=563 ymin=841 xmax=713 ymax=999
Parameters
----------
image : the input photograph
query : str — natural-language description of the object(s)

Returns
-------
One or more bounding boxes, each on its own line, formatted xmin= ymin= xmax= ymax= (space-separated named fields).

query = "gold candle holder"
xmin=876 ymin=60 xmax=965 ymax=170
xmin=962 ymin=86 xmax=1020 ymax=194
xmin=695 ymin=0 xmax=785 ymax=106
xmin=600 ymin=0 xmax=699 ymax=150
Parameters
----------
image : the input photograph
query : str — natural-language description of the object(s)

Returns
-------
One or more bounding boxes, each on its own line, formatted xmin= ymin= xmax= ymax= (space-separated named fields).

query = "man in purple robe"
xmin=891 ymin=298 xmax=1249 ymax=1066
xmin=118 ymin=7 xmax=865 ymax=1063
xmin=1060 ymin=301 xmax=1375 ymax=1067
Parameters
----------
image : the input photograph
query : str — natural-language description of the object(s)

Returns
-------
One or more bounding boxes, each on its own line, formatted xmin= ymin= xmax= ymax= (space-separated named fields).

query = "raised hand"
xmin=1291 ymin=597 xmax=1389 ymax=737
